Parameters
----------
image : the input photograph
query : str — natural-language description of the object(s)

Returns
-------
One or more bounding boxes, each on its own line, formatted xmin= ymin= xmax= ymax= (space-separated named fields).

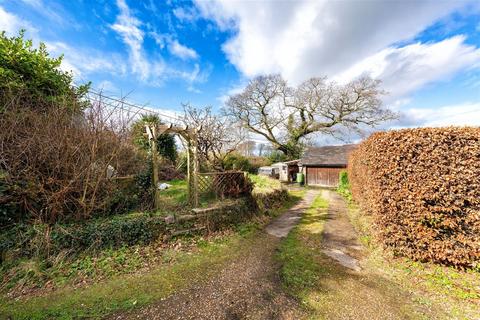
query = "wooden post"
xmin=186 ymin=140 xmax=192 ymax=203
xmin=191 ymin=132 xmax=199 ymax=207
xmin=149 ymin=125 xmax=160 ymax=209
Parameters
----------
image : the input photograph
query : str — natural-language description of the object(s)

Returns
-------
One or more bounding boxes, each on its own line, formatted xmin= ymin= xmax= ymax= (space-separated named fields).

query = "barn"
xmin=300 ymin=144 xmax=357 ymax=187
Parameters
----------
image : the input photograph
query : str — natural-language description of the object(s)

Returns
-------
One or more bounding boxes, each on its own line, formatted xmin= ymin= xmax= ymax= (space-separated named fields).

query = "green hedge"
xmin=0 ymin=213 xmax=168 ymax=262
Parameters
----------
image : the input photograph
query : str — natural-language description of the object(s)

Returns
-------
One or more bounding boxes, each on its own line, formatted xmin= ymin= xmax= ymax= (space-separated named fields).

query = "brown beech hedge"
xmin=349 ymin=127 xmax=480 ymax=268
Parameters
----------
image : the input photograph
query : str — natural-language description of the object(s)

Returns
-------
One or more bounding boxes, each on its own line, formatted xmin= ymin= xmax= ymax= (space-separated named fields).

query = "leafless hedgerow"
xmin=0 ymin=90 xmax=147 ymax=225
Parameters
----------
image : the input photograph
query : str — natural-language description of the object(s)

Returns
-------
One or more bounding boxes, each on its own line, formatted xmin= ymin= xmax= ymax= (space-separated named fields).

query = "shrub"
xmin=349 ymin=127 xmax=480 ymax=268
xmin=0 ymin=30 xmax=89 ymax=111
xmin=336 ymin=170 xmax=352 ymax=202
xmin=0 ymin=31 xmax=147 ymax=225
xmin=0 ymin=212 xmax=169 ymax=261
xmin=0 ymin=103 xmax=146 ymax=225
xmin=223 ymin=153 xmax=253 ymax=172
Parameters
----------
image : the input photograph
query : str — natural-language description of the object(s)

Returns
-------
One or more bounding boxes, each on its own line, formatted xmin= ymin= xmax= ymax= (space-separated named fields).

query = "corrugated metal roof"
xmin=300 ymin=144 xmax=357 ymax=166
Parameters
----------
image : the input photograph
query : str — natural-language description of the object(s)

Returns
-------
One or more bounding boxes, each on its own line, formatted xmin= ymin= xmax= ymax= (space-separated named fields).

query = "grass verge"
xmin=0 ymin=190 xmax=303 ymax=319
xmin=278 ymin=191 xmax=471 ymax=319
xmin=346 ymin=203 xmax=480 ymax=319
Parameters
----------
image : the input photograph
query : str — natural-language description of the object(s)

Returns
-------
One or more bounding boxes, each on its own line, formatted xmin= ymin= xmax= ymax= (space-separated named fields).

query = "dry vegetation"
xmin=0 ymin=92 xmax=147 ymax=225
xmin=349 ymin=127 xmax=480 ymax=268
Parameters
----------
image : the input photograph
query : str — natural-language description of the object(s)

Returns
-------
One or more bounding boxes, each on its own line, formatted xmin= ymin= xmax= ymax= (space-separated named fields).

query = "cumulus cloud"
xmin=335 ymin=36 xmax=480 ymax=101
xmin=110 ymin=0 xmax=205 ymax=85
xmin=195 ymin=0 xmax=480 ymax=129
xmin=151 ymin=32 xmax=199 ymax=60
xmin=397 ymin=102 xmax=480 ymax=127
xmin=0 ymin=6 xmax=37 ymax=36
xmin=195 ymin=0 xmax=468 ymax=82
xmin=173 ymin=6 xmax=200 ymax=23
xmin=19 ymin=0 xmax=70 ymax=26
xmin=46 ymin=41 xmax=127 ymax=78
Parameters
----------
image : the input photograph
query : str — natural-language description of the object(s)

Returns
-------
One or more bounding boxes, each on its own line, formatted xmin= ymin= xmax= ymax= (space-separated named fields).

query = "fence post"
xmin=151 ymin=126 xmax=160 ymax=209
xmin=192 ymin=134 xmax=199 ymax=207
xmin=186 ymin=140 xmax=191 ymax=202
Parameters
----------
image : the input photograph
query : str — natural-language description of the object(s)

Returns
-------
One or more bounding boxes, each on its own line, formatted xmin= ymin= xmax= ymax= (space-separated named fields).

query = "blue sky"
xmin=1 ymin=0 xmax=480 ymax=128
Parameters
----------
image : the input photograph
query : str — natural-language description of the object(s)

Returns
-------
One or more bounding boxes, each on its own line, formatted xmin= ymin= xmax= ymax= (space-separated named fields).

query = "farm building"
xmin=271 ymin=160 xmax=300 ymax=182
xmin=258 ymin=166 xmax=279 ymax=179
xmin=300 ymin=144 xmax=357 ymax=187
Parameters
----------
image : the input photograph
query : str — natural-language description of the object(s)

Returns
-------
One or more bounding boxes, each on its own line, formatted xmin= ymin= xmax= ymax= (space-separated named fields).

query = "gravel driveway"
xmin=110 ymin=189 xmax=318 ymax=320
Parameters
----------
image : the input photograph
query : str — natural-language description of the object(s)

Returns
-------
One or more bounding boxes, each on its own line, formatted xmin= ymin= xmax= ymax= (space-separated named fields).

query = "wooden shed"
xmin=300 ymin=144 xmax=357 ymax=187
xmin=272 ymin=160 xmax=300 ymax=182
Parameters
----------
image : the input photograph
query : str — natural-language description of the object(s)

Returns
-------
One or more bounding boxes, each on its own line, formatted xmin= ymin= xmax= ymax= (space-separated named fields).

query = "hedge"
xmin=349 ymin=127 xmax=480 ymax=268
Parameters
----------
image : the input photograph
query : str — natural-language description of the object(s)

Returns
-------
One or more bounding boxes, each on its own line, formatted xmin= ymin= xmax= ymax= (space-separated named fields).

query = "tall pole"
xmin=151 ymin=125 xmax=160 ymax=209
xmin=192 ymin=132 xmax=199 ymax=207
xmin=186 ymin=140 xmax=191 ymax=203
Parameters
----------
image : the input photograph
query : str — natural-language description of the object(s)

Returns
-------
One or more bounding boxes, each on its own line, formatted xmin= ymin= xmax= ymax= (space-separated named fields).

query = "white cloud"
xmin=150 ymin=31 xmax=199 ymax=60
xmin=46 ymin=41 xmax=127 ymax=79
xmin=96 ymin=80 xmax=120 ymax=93
xmin=195 ymin=0 xmax=469 ymax=84
xmin=168 ymin=39 xmax=198 ymax=60
xmin=398 ymin=102 xmax=480 ymax=127
xmin=173 ymin=6 xmax=199 ymax=23
xmin=335 ymin=36 xmax=480 ymax=101
xmin=19 ymin=0 xmax=63 ymax=24
xmin=0 ymin=6 xmax=37 ymax=35
xmin=111 ymin=1 xmax=205 ymax=86
xmin=111 ymin=0 xmax=151 ymax=80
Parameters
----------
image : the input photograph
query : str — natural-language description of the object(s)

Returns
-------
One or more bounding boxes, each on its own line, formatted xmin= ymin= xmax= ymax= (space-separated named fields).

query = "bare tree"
xmin=225 ymin=74 xmax=396 ymax=159
xmin=182 ymin=104 xmax=244 ymax=170
xmin=238 ymin=140 xmax=256 ymax=157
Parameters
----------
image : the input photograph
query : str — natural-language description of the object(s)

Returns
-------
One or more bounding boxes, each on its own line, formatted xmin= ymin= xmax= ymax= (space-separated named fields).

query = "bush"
xmin=0 ymin=212 xmax=168 ymax=261
xmin=349 ymin=127 xmax=480 ymax=268
xmin=336 ymin=170 xmax=352 ymax=202
xmin=223 ymin=153 xmax=253 ymax=172
xmin=0 ymin=30 xmax=89 ymax=111
xmin=0 ymin=31 xmax=147 ymax=225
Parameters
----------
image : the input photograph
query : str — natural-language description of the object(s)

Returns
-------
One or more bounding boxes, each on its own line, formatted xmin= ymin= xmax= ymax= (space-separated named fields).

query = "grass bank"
xmin=0 ymin=189 xmax=304 ymax=319
xmin=346 ymin=203 xmax=480 ymax=319
xmin=277 ymin=191 xmax=479 ymax=319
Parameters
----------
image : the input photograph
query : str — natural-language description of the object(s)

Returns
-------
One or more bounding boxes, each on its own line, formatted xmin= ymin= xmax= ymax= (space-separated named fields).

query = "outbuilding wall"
xmin=305 ymin=166 xmax=344 ymax=187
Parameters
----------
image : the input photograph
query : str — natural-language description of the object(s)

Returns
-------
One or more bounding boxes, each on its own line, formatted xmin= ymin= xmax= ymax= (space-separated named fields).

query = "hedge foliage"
xmin=0 ymin=213 xmax=169 ymax=262
xmin=349 ymin=127 xmax=480 ymax=268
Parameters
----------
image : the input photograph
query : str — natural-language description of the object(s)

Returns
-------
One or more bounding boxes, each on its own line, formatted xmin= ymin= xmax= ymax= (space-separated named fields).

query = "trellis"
xmin=145 ymin=123 xmax=200 ymax=207
xmin=198 ymin=171 xmax=248 ymax=198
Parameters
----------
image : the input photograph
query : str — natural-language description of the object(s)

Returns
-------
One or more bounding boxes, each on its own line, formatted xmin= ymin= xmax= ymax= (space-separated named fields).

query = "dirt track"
xmin=110 ymin=190 xmax=318 ymax=320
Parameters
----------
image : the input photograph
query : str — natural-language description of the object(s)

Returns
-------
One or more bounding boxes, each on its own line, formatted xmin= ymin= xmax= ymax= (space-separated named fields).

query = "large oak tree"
xmin=225 ymin=74 xmax=396 ymax=159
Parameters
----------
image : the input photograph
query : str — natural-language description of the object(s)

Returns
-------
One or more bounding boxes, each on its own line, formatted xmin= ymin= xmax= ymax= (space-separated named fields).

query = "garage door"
xmin=306 ymin=167 xmax=343 ymax=187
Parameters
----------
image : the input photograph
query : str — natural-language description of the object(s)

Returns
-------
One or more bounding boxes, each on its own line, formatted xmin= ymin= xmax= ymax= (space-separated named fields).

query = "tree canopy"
xmin=0 ymin=30 xmax=89 ymax=110
xmin=225 ymin=74 xmax=396 ymax=159
xmin=131 ymin=114 xmax=177 ymax=162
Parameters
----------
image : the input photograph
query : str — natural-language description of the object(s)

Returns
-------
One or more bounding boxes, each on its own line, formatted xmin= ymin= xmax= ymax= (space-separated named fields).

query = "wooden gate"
xmin=306 ymin=166 xmax=343 ymax=187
